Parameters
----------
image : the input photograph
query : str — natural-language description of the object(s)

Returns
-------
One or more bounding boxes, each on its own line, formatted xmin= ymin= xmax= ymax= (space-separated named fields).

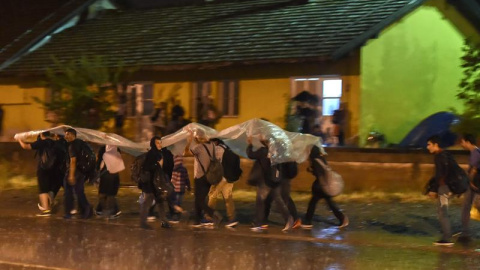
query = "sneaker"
xmin=260 ymin=224 xmax=269 ymax=229
xmin=161 ymin=221 xmax=172 ymax=228
xmin=94 ymin=210 xmax=103 ymax=216
xmin=190 ymin=222 xmax=203 ymax=228
xmin=433 ymin=240 xmax=454 ymax=246
xmin=292 ymin=218 xmax=302 ymax=229
xmin=36 ymin=210 xmax=51 ymax=217
xmin=225 ymin=220 xmax=239 ymax=228
xmin=250 ymin=226 xmax=263 ymax=232
xmin=338 ymin=215 xmax=349 ymax=228
xmin=300 ymin=222 xmax=313 ymax=230
xmin=37 ymin=203 xmax=47 ymax=211
xmin=70 ymin=209 xmax=78 ymax=215
xmin=147 ymin=216 xmax=157 ymax=222
xmin=112 ymin=211 xmax=122 ymax=218
xmin=282 ymin=216 xmax=295 ymax=232
xmin=201 ymin=219 xmax=214 ymax=227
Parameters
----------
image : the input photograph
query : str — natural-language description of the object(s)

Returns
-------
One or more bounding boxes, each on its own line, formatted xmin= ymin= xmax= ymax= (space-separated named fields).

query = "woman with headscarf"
xmin=301 ymin=145 xmax=348 ymax=229
xmin=95 ymin=145 xmax=125 ymax=219
xmin=139 ymin=136 xmax=171 ymax=229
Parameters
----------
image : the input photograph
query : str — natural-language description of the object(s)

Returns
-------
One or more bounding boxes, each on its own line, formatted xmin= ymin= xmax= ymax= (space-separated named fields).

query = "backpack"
xmin=197 ymin=144 xmax=223 ymax=185
xmin=39 ymin=140 xmax=56 ymax=170
xmin=130 ymin=153 xmax=148 ymax=183
xmin=222 ymin=147 xmax=243 ymax=183
xmin=281 ymin=161 xmax=298 ymax=179
xmin=315 ymin=158 xmax=344 ymax=197
xmin=77 ymin=140 xmax=96 ymax=178
xmin=445 ymin=153 xmax=469 ymax=195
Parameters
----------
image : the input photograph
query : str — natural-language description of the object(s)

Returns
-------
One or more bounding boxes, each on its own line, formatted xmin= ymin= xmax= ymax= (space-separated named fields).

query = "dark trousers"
xmin=265 ymin=179 xmax=298 ymax=220
xmin=194 ymin=176 xmax=214 ymax=223
xmin=461 ymin=187 xmax=480 ymax=236
xmin=140 ymin=192 xmax=167 ymax=225
xmin=305 ymin=179 xmax=344 ymax=224
xmin=64 ymin=170 xmax=90 ymax=217
xmin=255 ymin=182 xmax=291 ymax=227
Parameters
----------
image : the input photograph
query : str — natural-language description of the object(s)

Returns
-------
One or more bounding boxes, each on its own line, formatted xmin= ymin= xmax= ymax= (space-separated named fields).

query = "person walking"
xmin=63 ymin=128 xmax=93 ymax=219
xmin=139 ymin=136 xmax=172 ymax=229
xmin=95 ymin=145 xmax=125 ymax=219
xmin=425 ymin=135 xmax=462 ymax=246
xmin=17 ymin=131 xmax=57 ymax=216
xmin=208 ymin=138 xmax=242 ymax=228
xmin=458 ymin=134 xmax=480 ymax=243
xmin=246 ymin=136 xmax=294 ymax=232
xmin=184 ymin=130 xmax=222 ymax=227
xmin=170 ymin=155 xmax=191 ymax=222
xmin=302 ymin=145 xmax=348 ymax=229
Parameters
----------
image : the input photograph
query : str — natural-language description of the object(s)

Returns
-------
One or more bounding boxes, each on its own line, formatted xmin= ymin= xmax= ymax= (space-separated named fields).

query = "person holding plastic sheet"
xmin=301 ymin=145 xmax=348 ymax=229
xmin=63 ymin=128 xmax=93 ymax=219
xmin=139 ymin=136 xmax=172 ymax=230
xmin=17 ymin=131 xmax=58 ymax=216
xmin=184 ymin=130 xmax=222 ymax=228
xmin=246 ymin=136 xmax=294 ymax=232
xmin=95 ymin=145 xmax=124 ymax=219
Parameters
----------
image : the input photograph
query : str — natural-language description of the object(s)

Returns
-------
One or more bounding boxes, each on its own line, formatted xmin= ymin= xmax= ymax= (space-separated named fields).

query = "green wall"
xmin=360 ymin=2 xmax=476 ymax=145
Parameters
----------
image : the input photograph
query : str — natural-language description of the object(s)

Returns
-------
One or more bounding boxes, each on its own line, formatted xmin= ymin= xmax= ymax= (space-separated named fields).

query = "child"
xmin=170 ymin=155 xmax=191 ymax=216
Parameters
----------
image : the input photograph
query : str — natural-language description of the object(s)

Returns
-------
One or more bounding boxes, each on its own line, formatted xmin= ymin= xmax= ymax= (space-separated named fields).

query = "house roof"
xmin=0 ymin=0 xmax=96 ymax=71
xmin=1 ymin=0 xmax=428 ymax=76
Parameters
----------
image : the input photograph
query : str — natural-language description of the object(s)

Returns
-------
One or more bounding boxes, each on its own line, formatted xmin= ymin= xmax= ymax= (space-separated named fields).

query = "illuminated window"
xmin=291 ymin=77 xmax=342 ymax=116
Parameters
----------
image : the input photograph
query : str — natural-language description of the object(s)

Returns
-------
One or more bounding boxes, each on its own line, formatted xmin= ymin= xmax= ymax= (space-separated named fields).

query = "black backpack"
xmin=39 ymin=140 xmax=56 ymax=170
xmin=281 ymin=162 xmax=298 ymax=179
xmin=77 ymin=140 xmax=96 ymax=177
xmin=222 ymin=147 xmax=243 ymax=183
xmin=130 ymin=153 xmax=148 ymax=183
xmin=444 ymin=152 xmax=469 ymax=195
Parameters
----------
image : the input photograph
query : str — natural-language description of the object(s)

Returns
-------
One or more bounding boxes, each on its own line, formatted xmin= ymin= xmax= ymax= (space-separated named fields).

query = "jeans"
xmin=64 ymin=170 xmax=90 ymax=217
xmin=305 ymin=179 xmax=344 ymax=224
xmin=208 ymin=178 xmax=235 ymax=221
xmin=461 ymin=187 xmax=480 ymax=236
xmin=194 ymin=176 xmax=214 ymax=223
xmin=437 ymin=185 xmax=451 ymax=241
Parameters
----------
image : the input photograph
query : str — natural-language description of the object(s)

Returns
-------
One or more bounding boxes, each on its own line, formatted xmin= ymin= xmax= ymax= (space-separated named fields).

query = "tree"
xmin=35 ymin=55 xmax=131 ymax=129
xmin=453 ymin=41 xmax=480 ymax=135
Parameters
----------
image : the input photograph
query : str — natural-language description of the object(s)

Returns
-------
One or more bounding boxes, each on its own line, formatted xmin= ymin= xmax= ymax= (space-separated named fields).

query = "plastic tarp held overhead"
xmin=14 ymin=119 xmax=325 ymax=164
xmin=216 ymin=119 xmax=324 ymax=164
xmin=13 ymin=125 xmax=149 ymax=156
xmin=399 ymin=112 xmax=459 ymax=148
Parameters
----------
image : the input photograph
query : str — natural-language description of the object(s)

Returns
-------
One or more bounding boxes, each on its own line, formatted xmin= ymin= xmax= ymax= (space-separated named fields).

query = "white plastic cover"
xmin=13 ymin=125 xmax=148 ymax=156
xmin=14 ymin=119 xmax=325 ymax=164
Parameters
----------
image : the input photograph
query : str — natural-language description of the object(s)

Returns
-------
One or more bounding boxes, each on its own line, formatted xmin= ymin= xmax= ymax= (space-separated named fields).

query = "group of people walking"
xmin=16 ymin=127 xmax=479 ymax=246
xmin=17 ymin=126 xmax=348 ymax=233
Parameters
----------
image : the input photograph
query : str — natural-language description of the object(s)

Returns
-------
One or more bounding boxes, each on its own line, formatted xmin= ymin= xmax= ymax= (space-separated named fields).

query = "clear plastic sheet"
xmin=14 ymin=119 xmax=325 ymax=163
xmin=216 ymin=118 xmax=324 ymax=164
xmin=14 ymin=125 xmax=149 ymax=156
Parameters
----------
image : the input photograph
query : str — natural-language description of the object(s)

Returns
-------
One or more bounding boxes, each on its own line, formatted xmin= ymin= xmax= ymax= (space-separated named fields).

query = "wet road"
xmin=0 ymin=187 xmax=479 ymax=270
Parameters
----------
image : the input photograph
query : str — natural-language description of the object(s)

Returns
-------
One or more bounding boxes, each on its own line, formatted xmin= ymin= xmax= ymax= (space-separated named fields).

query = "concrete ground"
xmin=0 ymin=184 xmax=479 ymax=270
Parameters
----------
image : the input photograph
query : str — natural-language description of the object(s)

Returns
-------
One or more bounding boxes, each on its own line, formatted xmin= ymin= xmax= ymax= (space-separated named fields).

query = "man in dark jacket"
xmin=426 ymin=135 xmax=456 ymax=246
xmin=246 ymin=136 xmax=293 ymax=232
xmin=63 ymin=128 xmax=93 ymax=219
